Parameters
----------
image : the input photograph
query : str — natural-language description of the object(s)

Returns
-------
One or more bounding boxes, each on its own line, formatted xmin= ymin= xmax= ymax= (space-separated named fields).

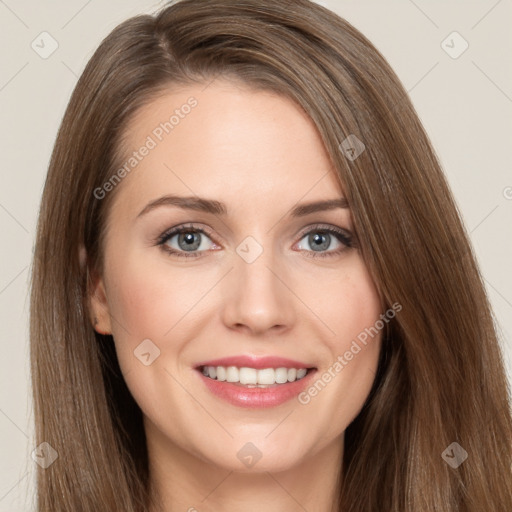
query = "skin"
xmin=89 ymin=79 xmax=384 ymax=512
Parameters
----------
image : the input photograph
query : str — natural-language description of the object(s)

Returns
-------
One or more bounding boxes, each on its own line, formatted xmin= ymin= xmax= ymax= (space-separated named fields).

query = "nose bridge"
xmin=221 ymin=234 xmax=295 ymax=334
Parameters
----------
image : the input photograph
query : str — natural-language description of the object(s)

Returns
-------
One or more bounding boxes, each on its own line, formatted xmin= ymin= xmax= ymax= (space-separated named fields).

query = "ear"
xmin=80 ymin=244 xmax=112 ymax=336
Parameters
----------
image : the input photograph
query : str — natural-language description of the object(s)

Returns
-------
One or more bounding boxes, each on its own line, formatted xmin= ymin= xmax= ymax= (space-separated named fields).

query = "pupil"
xmin=310 ymin=232 xmax=329 ymax=251
xmin=179 ymin=232 xmax=201 ymax=251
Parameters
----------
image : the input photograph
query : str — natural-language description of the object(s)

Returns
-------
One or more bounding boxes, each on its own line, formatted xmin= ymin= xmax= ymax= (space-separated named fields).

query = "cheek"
xmin=102 ymin=252 xmax=198 ymax=419
xmin=105 ymin=249 xmax=206 ymax=341
xmin=317 ymin=261 xmax=383 ymax=350
xmin=298 ymin=261 xmax=383 ymax=422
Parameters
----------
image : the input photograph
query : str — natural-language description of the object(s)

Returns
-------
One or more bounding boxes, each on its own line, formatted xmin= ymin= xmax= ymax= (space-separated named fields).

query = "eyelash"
xmin=156 ymin=223 xmax=355 ymax=259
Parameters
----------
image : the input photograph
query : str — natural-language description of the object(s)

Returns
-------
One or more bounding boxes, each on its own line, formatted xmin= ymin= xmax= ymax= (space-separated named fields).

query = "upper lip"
xmin=195 ymin=355 xmax=315 ymax=370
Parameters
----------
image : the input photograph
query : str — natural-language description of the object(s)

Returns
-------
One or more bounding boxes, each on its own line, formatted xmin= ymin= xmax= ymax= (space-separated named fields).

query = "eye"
xmin=295 ymin=224 xmax=355 ymax=258
xmin=156 ymin=223 xmax=355 ymax=259
xmin=157 ymin=224 xmax=218 ymax=258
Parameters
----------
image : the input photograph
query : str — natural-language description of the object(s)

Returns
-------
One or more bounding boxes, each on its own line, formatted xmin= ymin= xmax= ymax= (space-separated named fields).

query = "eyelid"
xmin=156 ymin=223 xmax=217 ymax=245
xmin=296 ymin=222 xmax=353 ymax=241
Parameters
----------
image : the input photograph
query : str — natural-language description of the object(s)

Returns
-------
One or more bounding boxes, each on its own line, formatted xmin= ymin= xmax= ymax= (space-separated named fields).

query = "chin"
xmin=196 ymin=436 xmax=312 ymax=474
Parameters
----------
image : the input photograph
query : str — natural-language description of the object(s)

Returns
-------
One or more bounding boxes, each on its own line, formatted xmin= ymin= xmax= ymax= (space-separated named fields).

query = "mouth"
xmin=194 ymin=356 xmax=317 ymax=408
xmin=197 ymin=365 xmax=314 ymax=387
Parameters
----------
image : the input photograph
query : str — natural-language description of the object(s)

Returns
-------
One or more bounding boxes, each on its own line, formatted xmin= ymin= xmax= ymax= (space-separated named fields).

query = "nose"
xmin=220 ymin=242 xmax=296 ymax=336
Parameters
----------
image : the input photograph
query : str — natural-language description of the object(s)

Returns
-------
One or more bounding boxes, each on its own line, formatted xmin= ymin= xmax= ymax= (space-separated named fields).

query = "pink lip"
xmin=197 ymin=369 xmax=317 ymax=408
xmin=194 ymin=355 xmax=317 ymax=409
xmin=195 ymin=355 xmax=313 ymax=370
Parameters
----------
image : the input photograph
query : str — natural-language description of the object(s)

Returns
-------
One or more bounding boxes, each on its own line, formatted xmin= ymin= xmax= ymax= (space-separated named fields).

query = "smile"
xmin=194 ymin=355 xmax=317 ymax=408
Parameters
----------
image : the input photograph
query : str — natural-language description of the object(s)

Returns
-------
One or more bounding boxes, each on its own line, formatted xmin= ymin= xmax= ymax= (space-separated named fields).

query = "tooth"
xmin=297 ymin=368 xmax=307 ymax=379
xmin=257 ymin=368 xmax=276 ymax=385
xmin=239 ymin=367 xmax=257 ymax=385
xmin=226 ymin=366 xmax=239 ymax=383
xmin=216 ymin=366 xmax=226 ymax=381
xmin=201 ymin=364 xmax=310 ymax=384
xmin=275 ymin=367 xmax=288 ymax=384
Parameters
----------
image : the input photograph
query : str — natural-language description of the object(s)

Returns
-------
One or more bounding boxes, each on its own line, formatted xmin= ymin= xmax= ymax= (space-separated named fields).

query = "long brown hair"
xmin=30 ymin=0 xmax=512 ymax=510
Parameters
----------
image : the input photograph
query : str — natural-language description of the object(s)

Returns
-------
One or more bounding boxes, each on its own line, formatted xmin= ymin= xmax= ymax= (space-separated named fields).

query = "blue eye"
xmin=295 ymin=224 xmax=354 ymax=258
xmin=156 ymin=223 xmax=355 ymax=259
xmin=157 ymin=224 xmax=216 ymax=258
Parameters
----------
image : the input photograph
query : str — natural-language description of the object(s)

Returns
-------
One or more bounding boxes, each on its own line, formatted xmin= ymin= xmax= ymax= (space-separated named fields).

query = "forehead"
xmin=111 ymin=79 xmax=343 ymax=217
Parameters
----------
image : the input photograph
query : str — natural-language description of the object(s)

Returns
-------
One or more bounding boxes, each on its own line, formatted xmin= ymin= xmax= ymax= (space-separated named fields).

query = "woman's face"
xmin=90 ymin=79 xmax=384 ymax=473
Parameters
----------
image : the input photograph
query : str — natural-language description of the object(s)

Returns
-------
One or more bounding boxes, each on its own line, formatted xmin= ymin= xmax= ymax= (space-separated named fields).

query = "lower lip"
xmin=197 ymin=369 xmax=317 ymax=408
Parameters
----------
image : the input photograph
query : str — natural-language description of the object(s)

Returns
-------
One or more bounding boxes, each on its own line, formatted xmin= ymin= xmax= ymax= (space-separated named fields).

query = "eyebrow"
xmin=137 ymin=194 xmax=349 ymax=218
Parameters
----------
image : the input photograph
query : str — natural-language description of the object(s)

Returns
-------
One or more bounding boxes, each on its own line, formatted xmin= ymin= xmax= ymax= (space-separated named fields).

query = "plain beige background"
xmin=1 ymin=0 xmax=511 ymax=509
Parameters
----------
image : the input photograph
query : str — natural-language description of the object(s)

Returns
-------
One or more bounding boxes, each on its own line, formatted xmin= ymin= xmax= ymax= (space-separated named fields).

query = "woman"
xmin=30 ymin=0 xmax=512 ymax=510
